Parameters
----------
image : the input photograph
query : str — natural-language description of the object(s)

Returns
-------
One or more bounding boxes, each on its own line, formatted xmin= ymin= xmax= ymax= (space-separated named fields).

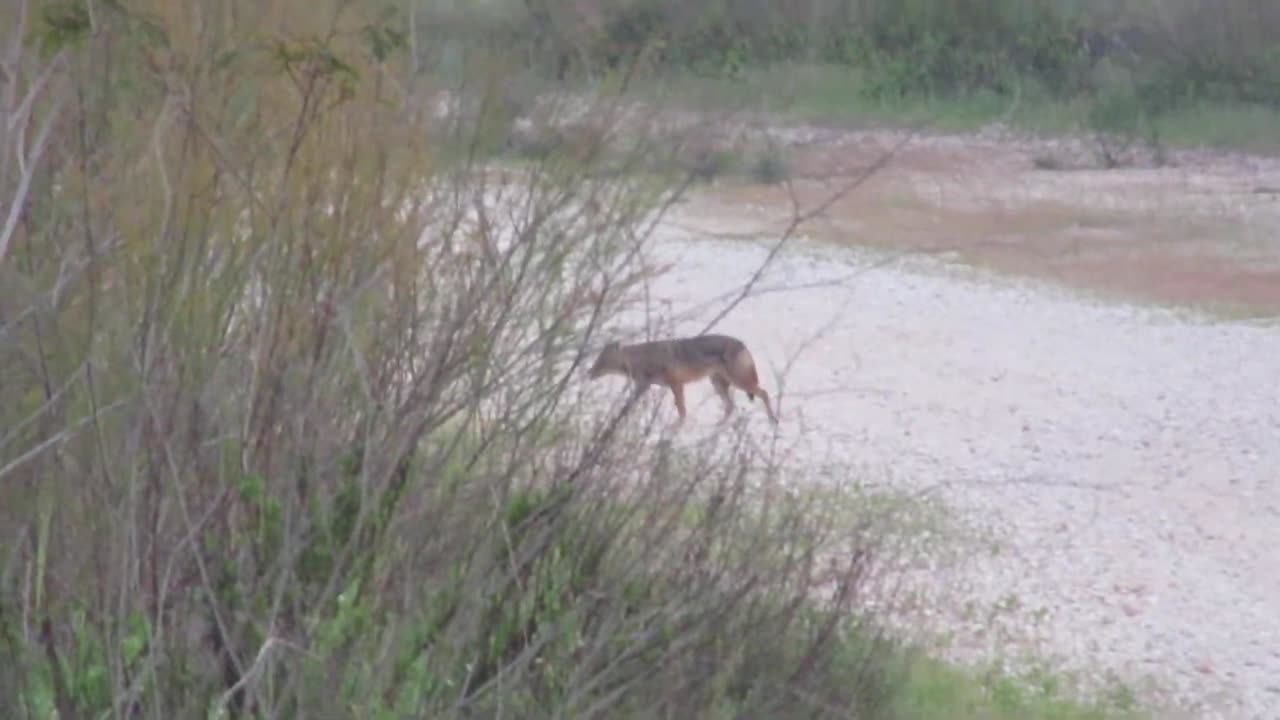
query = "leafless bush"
xmin=0 ymin=1 xmax=903 ymax=718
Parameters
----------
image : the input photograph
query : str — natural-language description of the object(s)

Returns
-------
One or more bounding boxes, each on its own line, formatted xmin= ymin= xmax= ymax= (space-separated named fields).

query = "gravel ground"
xmin=606 ymin=223 xmax=1280 ymax=719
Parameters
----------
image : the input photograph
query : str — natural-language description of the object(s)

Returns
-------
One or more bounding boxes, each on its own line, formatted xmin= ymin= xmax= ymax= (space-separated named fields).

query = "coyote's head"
xmin=588 ymin=341 xmax=623 ymax=379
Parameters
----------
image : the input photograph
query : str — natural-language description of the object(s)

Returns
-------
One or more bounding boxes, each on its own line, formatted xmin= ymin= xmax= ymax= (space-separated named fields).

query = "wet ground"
xmin=687 ymin=125 xmax=1280 ymax=317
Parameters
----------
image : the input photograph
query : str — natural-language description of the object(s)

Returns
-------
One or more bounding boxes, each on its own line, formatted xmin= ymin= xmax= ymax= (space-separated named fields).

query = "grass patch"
xmin=1152 ymin=102 xmax=1280 ymax=154
xmin=641 ymin=64 xmax=1280 ymax=153
xmin=892 ymin=657 xmax=1147 ymax=720
xmin=643 ymin=64 xmax=1018 ymax=131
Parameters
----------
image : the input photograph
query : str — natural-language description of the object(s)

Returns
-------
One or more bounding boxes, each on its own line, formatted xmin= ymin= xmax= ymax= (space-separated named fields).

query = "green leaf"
xmin=36 ymin=1 xmax=92 ymax=57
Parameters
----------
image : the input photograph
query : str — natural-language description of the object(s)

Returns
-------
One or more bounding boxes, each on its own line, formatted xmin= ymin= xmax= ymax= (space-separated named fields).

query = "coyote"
xmin=588 ymin=334 xmax=779 ymax=425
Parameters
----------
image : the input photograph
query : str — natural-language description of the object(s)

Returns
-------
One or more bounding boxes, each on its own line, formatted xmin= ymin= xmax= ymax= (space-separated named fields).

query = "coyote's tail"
xmin=729 ymin=347 xmax=761 ymax=400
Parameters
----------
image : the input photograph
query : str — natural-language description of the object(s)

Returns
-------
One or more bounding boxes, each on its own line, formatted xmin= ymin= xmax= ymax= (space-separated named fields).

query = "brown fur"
xmin=588 ymin=334 xmax=779 ymax=425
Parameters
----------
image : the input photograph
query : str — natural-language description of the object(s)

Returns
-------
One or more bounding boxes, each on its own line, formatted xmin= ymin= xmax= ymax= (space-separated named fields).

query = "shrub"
xmin=1086 ymin=60 xmax=1164 ymax=167
xmin=750 ymin=143 xmax=792 ymax=185
xmin=0 ymin=1 xmax=902 ymax=718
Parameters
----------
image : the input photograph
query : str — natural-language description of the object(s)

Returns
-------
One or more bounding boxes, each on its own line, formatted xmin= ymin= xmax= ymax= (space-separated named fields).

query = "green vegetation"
xmin=0 ymin=0 xmax=1189 ymax=718
xmin=442 ymin=0 xmax=1280 ymax=154
xmin=643 ymin=63 xmax=1280 ymax=153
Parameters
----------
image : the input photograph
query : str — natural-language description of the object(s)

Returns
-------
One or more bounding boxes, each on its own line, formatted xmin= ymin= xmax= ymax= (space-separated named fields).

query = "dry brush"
xmin=0 ymin=2 xmax=900 ymax=718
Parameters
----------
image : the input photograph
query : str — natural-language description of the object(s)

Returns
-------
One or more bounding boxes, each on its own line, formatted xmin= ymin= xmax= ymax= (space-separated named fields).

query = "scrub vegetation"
xmin=7 ymin=0 xmax=1261 ymax=717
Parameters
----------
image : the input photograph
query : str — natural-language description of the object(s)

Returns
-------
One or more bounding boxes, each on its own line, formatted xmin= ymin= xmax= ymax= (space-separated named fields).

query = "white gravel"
xmin=609 ymin=223 xmax=1280 ymax=719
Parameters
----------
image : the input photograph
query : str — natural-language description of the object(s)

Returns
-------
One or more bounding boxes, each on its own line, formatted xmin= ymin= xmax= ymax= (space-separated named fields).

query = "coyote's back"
xmin=588 ymin=334 xmax=779 ymax=425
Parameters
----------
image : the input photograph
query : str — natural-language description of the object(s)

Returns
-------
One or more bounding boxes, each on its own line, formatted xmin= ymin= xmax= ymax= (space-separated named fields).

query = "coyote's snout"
xmin=588 ymin=334 xmax=779 ymax=425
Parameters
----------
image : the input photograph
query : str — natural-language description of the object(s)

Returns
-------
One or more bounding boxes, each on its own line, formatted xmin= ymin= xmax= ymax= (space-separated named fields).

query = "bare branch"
xmin=696 ymin=124 xmax=929 ymax=335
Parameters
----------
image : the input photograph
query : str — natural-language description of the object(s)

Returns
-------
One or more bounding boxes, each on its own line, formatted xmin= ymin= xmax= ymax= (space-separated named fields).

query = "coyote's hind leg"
xmin=711 ymin=374 xmax=736 ymax=425
xmin=666 ymin=380 xmax=688 ymax=425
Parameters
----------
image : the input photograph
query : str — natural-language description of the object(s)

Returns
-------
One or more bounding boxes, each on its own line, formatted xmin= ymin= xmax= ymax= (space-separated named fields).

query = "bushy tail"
xmin=729 ymin=348 xmax=761 ymax=400
xmin=726 ymin=345 xmax=780 ymax=425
